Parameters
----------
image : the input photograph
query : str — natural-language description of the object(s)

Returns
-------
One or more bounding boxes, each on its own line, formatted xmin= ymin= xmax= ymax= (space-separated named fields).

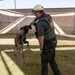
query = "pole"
xmin=73 ymin=8 xmax=75 ymax=34
xmin=14 ymin=0 xmax=16 ymax=10
xmin=14 ymin=0 xmax=17 ymax=33
xmin=74 ymin=8 xmax=75 ymax=34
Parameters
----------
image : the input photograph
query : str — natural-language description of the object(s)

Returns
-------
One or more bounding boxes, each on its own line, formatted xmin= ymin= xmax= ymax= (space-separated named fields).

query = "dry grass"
xmin=0 ymin=45 xmax=75 ymax=75
xmin=0 ymin=34 xmax=75 ymax=75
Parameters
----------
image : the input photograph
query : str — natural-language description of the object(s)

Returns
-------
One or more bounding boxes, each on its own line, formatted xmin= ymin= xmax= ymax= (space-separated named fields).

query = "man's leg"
xmin=49 ymin=48 xmax=61 ymax=75
xmin=49 ymin=59 xmax=61 ymax=75
xmin=41 ymin=61 xmax=48 ymax=75
xmin=41 ymin=53 xmax=49 ymax=75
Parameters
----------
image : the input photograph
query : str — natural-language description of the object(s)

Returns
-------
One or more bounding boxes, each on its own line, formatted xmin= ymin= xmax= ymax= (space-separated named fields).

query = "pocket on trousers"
xmin=43 ymin=42 xmax=54 ymax=53
xmin=41 ymin=54 xmax=48 ymax=62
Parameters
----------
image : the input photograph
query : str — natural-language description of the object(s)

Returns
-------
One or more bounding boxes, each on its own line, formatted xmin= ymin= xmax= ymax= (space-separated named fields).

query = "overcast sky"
xmin=0 ymin=0 xmax=75 ymax=9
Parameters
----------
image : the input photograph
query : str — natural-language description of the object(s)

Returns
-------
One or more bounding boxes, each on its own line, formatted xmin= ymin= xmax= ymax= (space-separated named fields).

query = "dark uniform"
xmin=34 ymin=13 xmax=61 ymax=75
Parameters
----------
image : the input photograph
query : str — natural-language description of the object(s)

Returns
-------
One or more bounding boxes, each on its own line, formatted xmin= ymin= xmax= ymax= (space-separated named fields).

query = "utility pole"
xmin=14 ymin=0 xmax=18 ymax=33
xmin=74 ymin=8 xmax=75 ymax=34
xmin=14 ymin=0 xmax=16 ymax=11
xmin=73 ymin=8 xmax=75 ymax=35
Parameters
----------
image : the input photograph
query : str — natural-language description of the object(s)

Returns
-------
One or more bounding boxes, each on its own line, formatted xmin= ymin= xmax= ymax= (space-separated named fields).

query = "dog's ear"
xmin=20 ymin=27 xmax=24 ymax=30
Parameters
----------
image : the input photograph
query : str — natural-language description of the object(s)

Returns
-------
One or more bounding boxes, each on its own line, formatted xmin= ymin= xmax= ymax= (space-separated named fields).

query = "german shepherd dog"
xmin=14 ymin=25 xmax=32 ymax=64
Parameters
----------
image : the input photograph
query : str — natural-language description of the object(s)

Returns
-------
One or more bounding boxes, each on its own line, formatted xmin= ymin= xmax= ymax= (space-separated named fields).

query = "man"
xmin=30 ymin=5 xmax=61 ymax=75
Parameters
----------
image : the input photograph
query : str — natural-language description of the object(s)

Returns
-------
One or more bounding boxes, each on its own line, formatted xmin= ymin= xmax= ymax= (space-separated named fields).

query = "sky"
xmin=0 ymin=0 xmax=75 ymax=9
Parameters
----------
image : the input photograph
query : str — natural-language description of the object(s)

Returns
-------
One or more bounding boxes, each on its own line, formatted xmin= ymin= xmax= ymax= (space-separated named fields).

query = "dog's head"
xmin=20 ymin=25 xmax=32 ymax=34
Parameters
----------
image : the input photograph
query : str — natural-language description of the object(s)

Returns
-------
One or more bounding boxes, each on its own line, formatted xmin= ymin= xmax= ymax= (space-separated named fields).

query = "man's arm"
xmin=38 ymin=36 xmax=44 ymax=50
xmin=37 ymin=21 xmax=45 ymax=54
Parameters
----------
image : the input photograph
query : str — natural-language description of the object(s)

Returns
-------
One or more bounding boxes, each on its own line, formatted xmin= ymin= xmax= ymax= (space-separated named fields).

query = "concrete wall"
xmin=0 ymin=8 xmax=75 ymax=34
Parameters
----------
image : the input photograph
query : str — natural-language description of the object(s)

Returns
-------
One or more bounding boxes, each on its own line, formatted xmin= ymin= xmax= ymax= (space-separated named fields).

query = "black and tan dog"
xmin=14 ymin=25 xmax=32 ymax=64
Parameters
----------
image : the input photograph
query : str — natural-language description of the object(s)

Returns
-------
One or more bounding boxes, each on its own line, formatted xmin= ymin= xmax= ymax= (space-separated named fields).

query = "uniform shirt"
xmin=37 ymin=20 xmax=48 ymax=36
xmin=36 ymin=14 xmax=56 ymax=40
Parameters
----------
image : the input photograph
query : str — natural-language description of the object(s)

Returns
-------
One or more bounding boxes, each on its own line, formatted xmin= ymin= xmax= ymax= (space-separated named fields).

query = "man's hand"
xmin=30 ymin=22 xmax=34 ymax=25
xmin=38 ymin=36 xmax=44 ymax=52
xmin=40 ymin=50 xmax=43 ymax=55
xmin=30 ymin=18 xmax=38 ymax=26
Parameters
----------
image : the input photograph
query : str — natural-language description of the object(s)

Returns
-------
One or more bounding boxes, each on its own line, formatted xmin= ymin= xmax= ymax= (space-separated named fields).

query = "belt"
xmin=44 ymin=37 xmax=57 ymax=43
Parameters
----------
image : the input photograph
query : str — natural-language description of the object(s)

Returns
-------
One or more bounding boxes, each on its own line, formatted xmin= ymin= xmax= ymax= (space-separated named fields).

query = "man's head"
xmin=32 ymin=5 xmax=44 ymax=19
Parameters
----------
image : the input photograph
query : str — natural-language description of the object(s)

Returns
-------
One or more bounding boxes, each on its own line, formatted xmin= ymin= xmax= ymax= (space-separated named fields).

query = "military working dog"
xmin=14 ymin=25 xmax=32 ymax=64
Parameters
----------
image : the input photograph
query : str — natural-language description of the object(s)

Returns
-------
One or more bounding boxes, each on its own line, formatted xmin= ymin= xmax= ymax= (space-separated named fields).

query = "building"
xmin=0 ymin=8 xmax=75 ymax=34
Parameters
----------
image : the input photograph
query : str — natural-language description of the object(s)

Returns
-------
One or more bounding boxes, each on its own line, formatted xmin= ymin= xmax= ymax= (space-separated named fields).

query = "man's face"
xmin=34 ymin=12 xmax=42 ymax=19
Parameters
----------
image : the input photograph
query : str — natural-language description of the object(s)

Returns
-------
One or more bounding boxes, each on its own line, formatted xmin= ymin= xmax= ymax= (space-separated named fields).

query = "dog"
xmin=14 ymin=25 xmax=32 ymax=64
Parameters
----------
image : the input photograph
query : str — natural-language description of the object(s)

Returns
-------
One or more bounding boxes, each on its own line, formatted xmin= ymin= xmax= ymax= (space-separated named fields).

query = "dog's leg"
xmin=20 ymin=47 xmax=25 ymax=64
xmin=24 ymin=41 xmax=29 ymax=48
xmin=27 ymin=41 xmax=29 ymax=48
xmin=14 ymin=48 xmax=18 ymax=62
